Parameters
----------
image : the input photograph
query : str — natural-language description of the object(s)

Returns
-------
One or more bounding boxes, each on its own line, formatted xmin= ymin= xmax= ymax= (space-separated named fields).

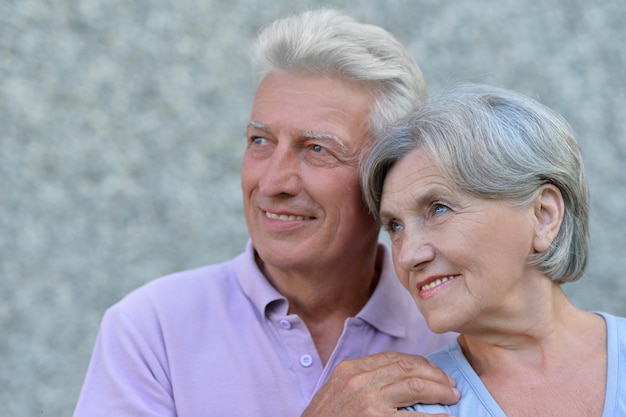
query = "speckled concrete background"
xmin=2 ymin=1 xmax=625 ymax=415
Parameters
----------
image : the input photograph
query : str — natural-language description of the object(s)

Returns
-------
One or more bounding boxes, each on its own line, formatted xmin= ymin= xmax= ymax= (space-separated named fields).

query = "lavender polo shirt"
xmin=74 ymin=241 xmax=454 ymax=417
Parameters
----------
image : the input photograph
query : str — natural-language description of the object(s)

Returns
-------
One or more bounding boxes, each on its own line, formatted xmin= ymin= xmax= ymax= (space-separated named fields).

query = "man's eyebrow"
xmin=247 ymin=122 xmax=348 ymax=152
xmin=247 ymin=120 xmax=270 ymax=132
xmin=301 ymin=131 xmax=347 ymax=151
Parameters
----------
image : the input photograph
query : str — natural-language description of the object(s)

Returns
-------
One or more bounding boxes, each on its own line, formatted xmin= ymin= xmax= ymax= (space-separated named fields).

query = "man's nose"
xmin=258 ymin=144 xmax=301 ymax=196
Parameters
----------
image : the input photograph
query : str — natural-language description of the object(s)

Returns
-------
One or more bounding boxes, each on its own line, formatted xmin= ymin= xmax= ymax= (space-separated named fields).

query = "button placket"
xmin=270 ymin=314 xmax=322 ymax=396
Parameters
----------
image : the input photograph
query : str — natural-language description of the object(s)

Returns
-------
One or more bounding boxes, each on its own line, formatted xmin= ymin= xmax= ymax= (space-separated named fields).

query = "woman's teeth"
xmin=421 ymin=276 xmax=456 ymax=291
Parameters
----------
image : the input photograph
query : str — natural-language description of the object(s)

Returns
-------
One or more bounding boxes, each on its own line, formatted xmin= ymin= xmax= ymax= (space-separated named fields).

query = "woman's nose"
xmin=395 ymin=230 xmax=436 ymax=272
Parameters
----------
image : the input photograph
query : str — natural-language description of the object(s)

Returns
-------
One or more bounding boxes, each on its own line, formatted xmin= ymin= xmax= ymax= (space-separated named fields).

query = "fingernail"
xmin=452 ymin=387 xmax=461 ymax=399
xmin=448 ymin=375 xmax=457 ymax=387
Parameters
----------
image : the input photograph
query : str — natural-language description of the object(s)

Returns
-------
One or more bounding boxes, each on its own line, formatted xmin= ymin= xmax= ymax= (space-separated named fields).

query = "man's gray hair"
xmin=253 ymin=8 xmax=427 ymax=139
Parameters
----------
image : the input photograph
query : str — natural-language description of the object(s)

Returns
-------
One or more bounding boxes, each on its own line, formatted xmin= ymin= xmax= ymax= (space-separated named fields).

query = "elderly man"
xmin=74 ymin=9 xmax=459 ymax=417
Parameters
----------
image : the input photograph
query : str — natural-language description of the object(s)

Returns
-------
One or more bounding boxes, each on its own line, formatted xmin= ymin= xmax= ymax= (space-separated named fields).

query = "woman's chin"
xmin=423 ymin=312 xmax=460 ymax=334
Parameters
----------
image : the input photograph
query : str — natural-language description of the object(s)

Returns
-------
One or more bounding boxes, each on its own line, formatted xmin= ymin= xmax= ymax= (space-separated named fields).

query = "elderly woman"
xmin=361 ymin=83 xmax=625 ymax=416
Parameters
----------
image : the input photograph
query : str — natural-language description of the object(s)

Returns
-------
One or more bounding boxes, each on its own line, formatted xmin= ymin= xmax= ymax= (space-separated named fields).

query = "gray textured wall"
xmin=2 ymin=0 xmax=625 ymax=416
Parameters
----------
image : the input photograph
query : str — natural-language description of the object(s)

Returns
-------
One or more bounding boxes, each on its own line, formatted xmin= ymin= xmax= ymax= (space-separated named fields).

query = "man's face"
xmin=242 ymin=71 xmax=379 ymax=273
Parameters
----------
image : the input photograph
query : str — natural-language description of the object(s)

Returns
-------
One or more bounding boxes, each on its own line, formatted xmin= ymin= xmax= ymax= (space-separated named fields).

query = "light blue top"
xmin=403 ymin=312 xmax=626 ymax=416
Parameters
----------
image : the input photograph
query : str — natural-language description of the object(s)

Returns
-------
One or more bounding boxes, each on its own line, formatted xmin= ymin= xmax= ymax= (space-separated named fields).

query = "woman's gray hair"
xmin=253 ymin=8 xmax=427 ymax=139
xmin=361 ymin=83 xmax=589 ymax=283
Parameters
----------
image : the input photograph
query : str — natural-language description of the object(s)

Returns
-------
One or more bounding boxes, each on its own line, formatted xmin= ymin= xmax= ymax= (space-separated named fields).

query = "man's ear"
xmin=532 ymin=184 xmax=565 ymax=253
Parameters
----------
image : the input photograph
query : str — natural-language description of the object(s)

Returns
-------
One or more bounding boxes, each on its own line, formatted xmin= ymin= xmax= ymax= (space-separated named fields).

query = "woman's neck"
xmin=457 ymin=290 xmax=607 ymax=417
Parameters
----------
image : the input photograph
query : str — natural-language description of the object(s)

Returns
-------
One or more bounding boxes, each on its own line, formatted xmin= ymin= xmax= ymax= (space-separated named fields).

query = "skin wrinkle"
xmin=378 ymin=143 xmax=608 ymax=415
xmin=241 ymin=71 xmax=380 ymax=363
xmin=381 ymin=149 xmax=542 ymax=335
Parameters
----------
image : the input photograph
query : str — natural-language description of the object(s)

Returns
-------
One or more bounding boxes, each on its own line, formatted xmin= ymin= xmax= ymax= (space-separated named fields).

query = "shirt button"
xmin=279 ymin=319 xmax=292 ymax=329
xmin=300 ymin=354 xmax=313 ymax=367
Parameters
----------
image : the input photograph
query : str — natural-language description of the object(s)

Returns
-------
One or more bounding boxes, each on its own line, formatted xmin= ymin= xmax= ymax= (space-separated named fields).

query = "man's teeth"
xmin=265 ymin=212 xmax=311 ymax=221
xmin=421 ymin=276 xmax=456 ymax=291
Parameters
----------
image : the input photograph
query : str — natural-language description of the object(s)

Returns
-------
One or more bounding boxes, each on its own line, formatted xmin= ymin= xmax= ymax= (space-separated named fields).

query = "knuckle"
xmin=332 ymin=358 xmax=354 ymax=377
xmin=396 ymin=357 xmax=416 ymax=374
xmin=332 ymin=360 xmax=364 ymax=387
xmin=394 ymin=355 xmax=426 ymax=375
xmin=378 ymin=350 xmax=402 ymax=362
xmin=406 ymin=377 xmax=428 ymax=395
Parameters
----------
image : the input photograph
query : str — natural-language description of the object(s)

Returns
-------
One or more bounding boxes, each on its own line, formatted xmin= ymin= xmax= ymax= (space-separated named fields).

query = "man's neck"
xmin=258 ymin=243 xmax=382 ymax=364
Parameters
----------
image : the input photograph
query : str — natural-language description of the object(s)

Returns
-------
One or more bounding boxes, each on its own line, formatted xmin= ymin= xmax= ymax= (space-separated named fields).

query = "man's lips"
xmin=264 ymin=210 xmax=314 ymax=221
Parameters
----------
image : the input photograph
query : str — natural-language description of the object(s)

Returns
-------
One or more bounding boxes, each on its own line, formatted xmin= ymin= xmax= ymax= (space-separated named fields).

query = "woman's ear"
xmin=532 ymin=184 xmax=565 ymax=253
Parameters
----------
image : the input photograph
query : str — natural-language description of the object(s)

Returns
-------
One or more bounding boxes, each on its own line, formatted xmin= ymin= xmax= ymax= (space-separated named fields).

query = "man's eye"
xmin=251 ymin=136 xmax=267 ymax=145
xmin=311 ymin=144 xmax=326 ymax=153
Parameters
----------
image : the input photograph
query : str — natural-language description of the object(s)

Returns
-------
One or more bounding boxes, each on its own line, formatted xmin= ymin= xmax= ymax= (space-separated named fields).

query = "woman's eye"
xmin=385 ymin=221 xmax=403 ymax=235
xmin=431 ymin=203 xmax=450 ymax=216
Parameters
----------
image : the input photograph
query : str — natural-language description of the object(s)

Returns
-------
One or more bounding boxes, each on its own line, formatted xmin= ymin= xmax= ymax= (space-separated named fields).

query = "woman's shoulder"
xmin=595 ymin=311 xmax=626 ymax=330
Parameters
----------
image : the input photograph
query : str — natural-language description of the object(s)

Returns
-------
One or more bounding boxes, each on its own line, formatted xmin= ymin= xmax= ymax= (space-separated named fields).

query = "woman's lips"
xmin=418 ymin=275 xmax=460 ymax=296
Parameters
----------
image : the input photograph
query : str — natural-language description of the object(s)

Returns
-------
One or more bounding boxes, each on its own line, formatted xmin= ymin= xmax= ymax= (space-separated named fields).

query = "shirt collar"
xmin=355 ymin=244 xmax=411 ymax=338
xmin=235 ymin=240 xmax=411 ymax=338
xmin=235 ymin=240 xmax=288 ymax=317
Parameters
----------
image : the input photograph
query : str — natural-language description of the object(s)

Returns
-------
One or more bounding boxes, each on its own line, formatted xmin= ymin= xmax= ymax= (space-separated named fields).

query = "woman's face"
xmin=379 ymin=148 xmax=543 ymax=334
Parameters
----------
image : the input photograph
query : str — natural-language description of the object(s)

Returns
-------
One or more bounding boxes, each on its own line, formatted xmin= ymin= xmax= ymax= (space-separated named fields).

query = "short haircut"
xmin=361 ymin=83 xmax=589 ymax=283
xmin=253 ymin=8 xmax=427 ymax=140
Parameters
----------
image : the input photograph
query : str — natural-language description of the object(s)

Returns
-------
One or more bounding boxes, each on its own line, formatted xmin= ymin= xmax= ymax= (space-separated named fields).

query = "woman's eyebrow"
xmin=380 ymin=187 xmax=444 ymax=217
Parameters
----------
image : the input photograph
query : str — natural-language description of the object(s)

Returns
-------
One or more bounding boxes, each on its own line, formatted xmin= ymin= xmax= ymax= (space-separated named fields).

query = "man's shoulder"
xmin=110 ymin=253 xmax=247 ymax=319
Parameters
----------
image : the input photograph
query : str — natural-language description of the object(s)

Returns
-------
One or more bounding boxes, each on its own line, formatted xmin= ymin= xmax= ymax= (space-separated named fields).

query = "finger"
xmin=338 ymin=351 xmax=416 ymax=373
xmin=383 ymin=372 xmax=461 ymax=407
xmin=350 ymin=352 xmax=457 ymax=395
xmin=389 ymin=353 xmax=456 ymax=388
xmin=341 ymin=351 xmax=454 ymax=386
xmin=341 ymin=354 xmax=460 ymax=408
xmin=392 ymin=411 xmax=455 ymax=417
